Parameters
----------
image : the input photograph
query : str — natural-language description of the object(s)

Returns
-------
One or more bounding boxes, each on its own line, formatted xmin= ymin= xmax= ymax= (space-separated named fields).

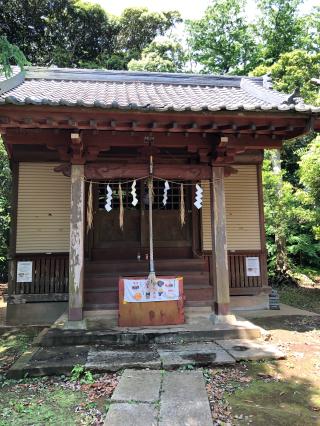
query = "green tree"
xmin=0 ymin=139 xmax=11 ymax=281
xmin=186 ymin=0 xmax=259 ymax=74
xmin=128 ymin=39 xmax=187 ymax=72
xmin=300 ymin=137 xmax=320 ymax=209
xmin=0 ymin=1 xmax=180 ymax=69
xmin=0 ymin=0 xmax=119 ymax=67
xmin=116 ymin=8 xmax=181 ymax=64
xmin=263 ymin=152 xmax=320 ymax=280
xmin=252 ymin=50 xmax=320 ymax=105
xmin=300 ymin=6 xmax=320 ymax=54
xmin=0 ymin=36 xmax=28 ymax=76
xmin=0 ymin=36 xmax=28 ymax=281
xmin=257 ymin=0 xmax=304 ymax=65
xmin=253 ymin=49 xmax=320 ymax=277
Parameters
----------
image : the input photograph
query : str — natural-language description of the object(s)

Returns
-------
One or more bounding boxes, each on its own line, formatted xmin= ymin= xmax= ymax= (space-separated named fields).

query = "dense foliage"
xmin=0 ymin=0 xmax=320 ymax=281
xmin=186 ymin=0 xmax=259 ymax=74
xmin=0 ymin=1 xmax=181 ymax=69
xmin=0 ymin=36 xmax=28 ymax=76
xmin=128 ymin=40 xmax=187 ymax=72
xmin=0 ymin=139 xmax=11 ymax=282
xmin=263 ymin=148 xmax=320 ymax=277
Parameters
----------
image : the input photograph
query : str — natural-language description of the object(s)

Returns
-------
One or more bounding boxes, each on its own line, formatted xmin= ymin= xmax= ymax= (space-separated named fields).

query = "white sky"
xmin=87 ymin=0 xmax=319 ymax=20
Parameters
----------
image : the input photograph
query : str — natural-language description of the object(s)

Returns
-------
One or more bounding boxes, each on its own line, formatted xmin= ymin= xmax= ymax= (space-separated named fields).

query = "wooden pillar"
xmin=7 ymin=161 xmax=19 ymax=300
xmin=210 ymin=166 xmax=230 ymax=316
xmin=69 ymin=164 xmax=85 ymax=321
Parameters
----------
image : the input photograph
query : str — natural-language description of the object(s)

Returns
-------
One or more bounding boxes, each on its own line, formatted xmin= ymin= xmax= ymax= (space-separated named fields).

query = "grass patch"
xmin=0 ymin=385 xmax=88 ymax=425
xmin=0 ymin=329 xmax=38 ymax=372
xmin=294 ymin=267 xmax=320 ymax=283
xmin=227 ymin=378 xmax=320 ymax=426
xmin=278 ymin=285 xmax=320 ymax=314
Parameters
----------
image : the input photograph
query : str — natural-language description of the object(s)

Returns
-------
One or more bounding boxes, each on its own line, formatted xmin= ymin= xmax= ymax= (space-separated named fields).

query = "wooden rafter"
xmin=0 ymin=105 xmax=314 ymax=138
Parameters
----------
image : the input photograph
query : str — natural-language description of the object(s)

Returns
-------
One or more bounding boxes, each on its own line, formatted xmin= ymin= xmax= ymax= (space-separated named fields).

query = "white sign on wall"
xmin=245 ymin=257 xmax=260 ymax=277
xmin=17 ymin=261 xmax=33 ymax=282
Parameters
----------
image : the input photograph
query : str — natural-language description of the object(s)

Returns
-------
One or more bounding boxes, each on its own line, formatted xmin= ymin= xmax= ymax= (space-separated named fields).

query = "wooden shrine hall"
xmin=1 ymin=67 xmax=319 ymax=325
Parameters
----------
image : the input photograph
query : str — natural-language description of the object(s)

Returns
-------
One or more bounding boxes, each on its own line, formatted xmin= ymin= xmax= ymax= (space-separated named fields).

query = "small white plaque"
xmin=245 ymin=257 xmax=260 ymax=277
xmin=17 ymin=261 xmax=33 ymax=282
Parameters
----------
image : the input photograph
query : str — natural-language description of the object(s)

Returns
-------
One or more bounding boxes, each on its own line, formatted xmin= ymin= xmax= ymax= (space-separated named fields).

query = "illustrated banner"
xmin=124 ymin=278 xmax=180 ymax=303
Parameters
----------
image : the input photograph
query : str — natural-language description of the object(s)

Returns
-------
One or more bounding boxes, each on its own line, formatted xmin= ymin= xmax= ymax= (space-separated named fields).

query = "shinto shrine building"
xmin=1 ymin=67 xmax=319 ymax=325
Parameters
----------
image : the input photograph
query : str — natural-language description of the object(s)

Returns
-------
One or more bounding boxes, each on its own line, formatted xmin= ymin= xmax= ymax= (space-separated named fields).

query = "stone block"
xmin=86 ymin=346 xmax=161 ymax=371
xmin=159 ymin=371 xmax=212 ymax=426
xmin=158 ymin=342 xmax=235 ymax=368
xmin=112 ymin=369 xmax=162 ymax=402
xmin=104 ymin=402 xmax=157 ymax=426
xmin=216 ymin=339 xmax=286 ymax=361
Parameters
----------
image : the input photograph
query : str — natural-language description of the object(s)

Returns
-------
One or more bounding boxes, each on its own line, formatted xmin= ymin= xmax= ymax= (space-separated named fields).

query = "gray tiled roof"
xmin=0 ymin=66 xmax=319 ymax=113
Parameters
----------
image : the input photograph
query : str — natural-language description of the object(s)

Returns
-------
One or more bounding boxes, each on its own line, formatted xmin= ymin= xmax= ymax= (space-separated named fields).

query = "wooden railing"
xmin=9 ymin=254 xmax=69 ymax=298
xmin=228 ymin=251 xmax=268 ymax=295
xmin=9 ymin=251 xmax=268 ymax=301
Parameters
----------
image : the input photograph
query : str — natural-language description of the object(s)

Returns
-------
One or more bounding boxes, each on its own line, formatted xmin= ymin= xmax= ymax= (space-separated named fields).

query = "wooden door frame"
xmin=86 ymin=177 xmax=202 ymax=260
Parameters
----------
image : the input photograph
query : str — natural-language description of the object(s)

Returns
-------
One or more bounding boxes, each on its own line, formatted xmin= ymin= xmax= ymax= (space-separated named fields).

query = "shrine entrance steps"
xmin=33 ymin=308 xmax=263 ymax=347
xmin=7 ymin=310 xmax=286 ymax=379
xmin=84 ymin=258 xmax=212 ymax=310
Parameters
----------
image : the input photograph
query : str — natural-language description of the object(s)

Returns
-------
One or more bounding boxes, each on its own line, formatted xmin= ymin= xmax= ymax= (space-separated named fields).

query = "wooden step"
xmin=91 ymin=247 xmax=193 ymax=261
xmin=85 ymin=258 xmax=208 ymax=273
xmin=85 ymin=272 xmax=210 ymax=288
xmin=84 ymin=284 xmax=213 ymax=306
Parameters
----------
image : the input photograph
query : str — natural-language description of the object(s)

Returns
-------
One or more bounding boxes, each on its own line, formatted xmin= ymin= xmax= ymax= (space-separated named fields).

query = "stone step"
xmin=36 ymin=320 xmax=261 ymax=347
xmin=7 ymin=338 xmax=284 ymax=379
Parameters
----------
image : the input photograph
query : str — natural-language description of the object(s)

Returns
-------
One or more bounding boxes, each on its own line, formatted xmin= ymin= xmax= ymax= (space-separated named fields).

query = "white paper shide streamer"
xmin=162 ymin=180 xmax=170 ymax=206
xmin=104 ymin=184 xmax=113 ymax=212
xmin=131 ymin=180 xmax=138 ymax=206
xmin=194 ymin=183 xmax=203 ymax=209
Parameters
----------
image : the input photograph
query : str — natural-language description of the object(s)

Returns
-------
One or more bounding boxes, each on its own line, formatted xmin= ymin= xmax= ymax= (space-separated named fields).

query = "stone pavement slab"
xmin=158 ymin=341 xmax=235 ymax=368
xmin=159 ymin=371 xmax=212 ymax=426
xmin=105 ymin=402 xmax=157 ymax=426
xmin=86 ymin=346 xmax=161 ymax=371
xmin=104 ymin=369 xmax=212 ymax=426
xmin=216 ymin=339 xmax=286 ymax=361
xmin=7 ymin=345 xmax=89 ymax=379
xmin=111 ymin=369 xmax=162 ymax=402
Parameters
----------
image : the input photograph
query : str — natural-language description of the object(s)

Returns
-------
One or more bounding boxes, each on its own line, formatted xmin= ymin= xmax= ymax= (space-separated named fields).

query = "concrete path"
xmin=104 ymin=369 xmax=212 ymax=426
xmin=238 ymin=303 xmax=319 ymax=319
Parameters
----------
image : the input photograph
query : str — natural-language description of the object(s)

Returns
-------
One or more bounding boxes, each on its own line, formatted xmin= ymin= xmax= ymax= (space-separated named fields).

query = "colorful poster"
xmin=124 ymin=278 xmax=180 ymax=303
xmin=17 ymin=261 xmax=33 ymax=282
xmin=245 ymin=257 xmax=260 ymax=277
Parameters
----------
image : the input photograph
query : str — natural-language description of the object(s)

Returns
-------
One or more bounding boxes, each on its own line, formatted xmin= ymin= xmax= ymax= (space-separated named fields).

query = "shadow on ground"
xmin=226 ymin=362 xmax=320 ymax=426
xmin=222 ymin=313 xmax=320 ymax=425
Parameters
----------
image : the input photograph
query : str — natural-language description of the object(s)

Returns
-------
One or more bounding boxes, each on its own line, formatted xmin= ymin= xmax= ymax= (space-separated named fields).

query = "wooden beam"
xmin=84 ymin=163 xmax=212 ymax=180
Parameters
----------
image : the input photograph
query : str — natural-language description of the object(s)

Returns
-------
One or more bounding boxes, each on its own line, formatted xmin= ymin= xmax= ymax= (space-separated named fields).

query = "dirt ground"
xmin=206 ymin=314 xmax=320 ymax=425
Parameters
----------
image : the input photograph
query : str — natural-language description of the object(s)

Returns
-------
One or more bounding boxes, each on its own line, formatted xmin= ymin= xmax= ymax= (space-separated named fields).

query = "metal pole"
xmin=148 ymin=155 xmax=155 ymax=275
